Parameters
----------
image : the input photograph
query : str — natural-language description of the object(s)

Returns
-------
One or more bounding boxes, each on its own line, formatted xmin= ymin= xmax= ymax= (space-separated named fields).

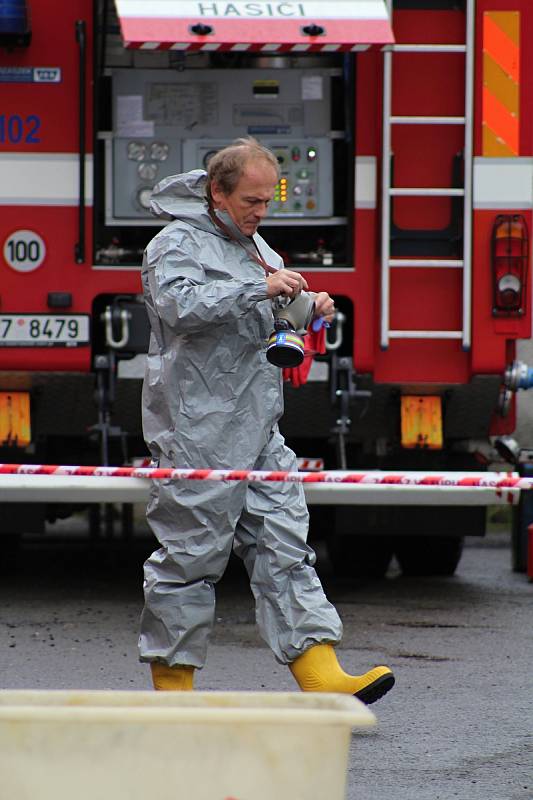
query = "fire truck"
xmin=1 ymin=0 xmax=532 ymax=576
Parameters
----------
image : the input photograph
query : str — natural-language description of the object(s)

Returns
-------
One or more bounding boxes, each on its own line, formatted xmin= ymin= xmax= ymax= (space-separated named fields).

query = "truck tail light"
xmin=492 ymin=214 xmax=529 ymax=316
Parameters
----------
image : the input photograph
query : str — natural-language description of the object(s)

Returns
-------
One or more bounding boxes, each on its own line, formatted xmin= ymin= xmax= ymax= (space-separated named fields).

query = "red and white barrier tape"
xmin=0 ymin=463 xmax=529 ymax=489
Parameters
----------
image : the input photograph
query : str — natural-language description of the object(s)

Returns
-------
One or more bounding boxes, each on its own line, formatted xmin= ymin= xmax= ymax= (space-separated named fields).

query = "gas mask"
xmin=266 ymin=292 xmax=316 ymax=368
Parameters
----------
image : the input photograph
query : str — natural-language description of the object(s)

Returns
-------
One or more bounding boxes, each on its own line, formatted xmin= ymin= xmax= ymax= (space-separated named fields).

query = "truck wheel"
xmin=395 ymin=535 xmax=464 ymax=576
xmin=326 ymin=534 xmax=394 ymax=579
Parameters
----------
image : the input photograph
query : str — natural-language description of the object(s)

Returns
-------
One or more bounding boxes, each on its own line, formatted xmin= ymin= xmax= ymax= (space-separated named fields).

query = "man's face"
xmin=211 ymin=160 xmax=279 ymax=237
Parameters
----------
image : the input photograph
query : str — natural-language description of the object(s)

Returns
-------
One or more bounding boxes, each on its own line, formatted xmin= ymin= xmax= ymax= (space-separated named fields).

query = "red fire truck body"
xmin=0 ymin=0 xmax=531 ymax=574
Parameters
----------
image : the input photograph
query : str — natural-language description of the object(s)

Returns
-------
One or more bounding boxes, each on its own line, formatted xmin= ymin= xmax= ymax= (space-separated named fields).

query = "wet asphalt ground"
xmin=0 ymin=512 xmax=531 ymax=800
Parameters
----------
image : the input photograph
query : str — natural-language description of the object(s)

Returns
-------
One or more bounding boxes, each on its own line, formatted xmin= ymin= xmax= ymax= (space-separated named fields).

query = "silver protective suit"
xmin=138 ymin=170 xmax=342 ymax=668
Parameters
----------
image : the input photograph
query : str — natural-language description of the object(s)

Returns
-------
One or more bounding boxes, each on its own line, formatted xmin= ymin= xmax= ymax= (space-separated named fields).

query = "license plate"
xmin=0 ymin=315 xmax=90 ymax=347
xmin=401 ymin=395 xmax=443 ymax=450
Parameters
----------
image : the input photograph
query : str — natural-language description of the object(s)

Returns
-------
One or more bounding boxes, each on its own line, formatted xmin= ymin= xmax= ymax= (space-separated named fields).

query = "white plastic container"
xmin=0 ymin=690 xmax=375 ymax=800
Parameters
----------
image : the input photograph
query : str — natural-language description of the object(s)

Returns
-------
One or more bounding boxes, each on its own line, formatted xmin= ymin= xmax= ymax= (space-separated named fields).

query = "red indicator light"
xmin=492 ymin=214 xmax=529 ymax=316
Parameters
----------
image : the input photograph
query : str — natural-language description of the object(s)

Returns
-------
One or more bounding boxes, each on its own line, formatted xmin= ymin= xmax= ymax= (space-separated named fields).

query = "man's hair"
xmin=206 ymin=137 xmax=280 ymax=202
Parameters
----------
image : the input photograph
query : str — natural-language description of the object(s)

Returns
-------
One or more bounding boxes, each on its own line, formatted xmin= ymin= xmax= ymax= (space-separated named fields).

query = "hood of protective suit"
xmin=150 ymin=169 xmax=209 ymax=222
xmin=150 ymin=169 xmax=251 ymax=246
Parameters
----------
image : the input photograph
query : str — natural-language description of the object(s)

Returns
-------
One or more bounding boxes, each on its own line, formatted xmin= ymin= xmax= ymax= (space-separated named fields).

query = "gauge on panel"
xmin=150 ymin=142 xmax=169 ymax=161
xmin=137 ymin=187 xmax=153 ymax=209
xmin=138 ymin=162 xmax=158 ymax=181
xmin=127 ymin=141 xmax=147 ymax=161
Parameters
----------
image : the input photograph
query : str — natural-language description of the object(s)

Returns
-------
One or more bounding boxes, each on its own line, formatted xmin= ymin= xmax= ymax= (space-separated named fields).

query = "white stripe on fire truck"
xmin=0 ymin=153 xmax=93 ymax=206
xmin=473 ymin=157 xmax=533 ymax=209
xmin=10 ymin=154 xmax=522 ymax=212
xmin=354 ymin=156 xmax=377 ymax=209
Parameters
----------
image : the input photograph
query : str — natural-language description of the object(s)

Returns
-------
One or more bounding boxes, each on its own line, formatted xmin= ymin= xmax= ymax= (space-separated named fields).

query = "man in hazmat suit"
xmin=139 ymin=137 xmax=394 ymax=704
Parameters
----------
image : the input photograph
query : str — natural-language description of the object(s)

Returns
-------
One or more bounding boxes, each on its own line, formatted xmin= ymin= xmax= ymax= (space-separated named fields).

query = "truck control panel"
xmin=110 ymin=67 xmax=335 ymax=222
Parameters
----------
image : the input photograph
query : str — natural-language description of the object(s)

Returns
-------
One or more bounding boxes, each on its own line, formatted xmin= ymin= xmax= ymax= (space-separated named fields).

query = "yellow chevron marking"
xmin=482 ymin=124 xmax=516 ymax=158
xmin=483 ymin=53 xmax=518 ymax=116
xmin=483 ymin=11 xmax=520 ymax=157
xmin=487 ymin=10 xmax=519 ymax=46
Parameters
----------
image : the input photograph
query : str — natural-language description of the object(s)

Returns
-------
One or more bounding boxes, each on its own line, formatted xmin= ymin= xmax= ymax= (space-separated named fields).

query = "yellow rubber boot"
xmin=150 ymin=662 xmax=195 ymax=691
xmin=289 ymin=643 xmax=394 ymax=705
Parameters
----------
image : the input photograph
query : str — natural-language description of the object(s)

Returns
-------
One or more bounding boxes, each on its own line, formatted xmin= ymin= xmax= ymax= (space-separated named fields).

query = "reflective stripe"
xmin=482 ymin=11 xmax=520 ymax=157
xmin=484 ymin=12 xmax=519 ymax=82
xmin=482 ymin=86 xmax=519 ymax=154
xmin=0 ymin=153 xmax=93 ymax=206
xmin=354 ymin=156 xmax=377 ymax=209
xmin=473 ymin=157 xmax=533 ymax=209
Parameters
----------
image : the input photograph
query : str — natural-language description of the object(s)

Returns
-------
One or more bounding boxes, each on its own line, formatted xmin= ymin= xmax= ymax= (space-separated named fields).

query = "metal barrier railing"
xmin=0 ymin=464 xmax=525 ymax=506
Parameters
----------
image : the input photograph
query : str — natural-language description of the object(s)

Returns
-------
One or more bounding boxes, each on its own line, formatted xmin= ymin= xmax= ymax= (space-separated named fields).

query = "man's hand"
xmin=266 ymin=269 xmax=309 ymax=299
xmin=313 ymin=291 xmax=335 ymax=324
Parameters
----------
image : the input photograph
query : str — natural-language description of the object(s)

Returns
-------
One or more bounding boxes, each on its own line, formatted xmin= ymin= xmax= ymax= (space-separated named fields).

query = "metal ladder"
xmin=380 ymin=0 xmax=475 ymax=350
